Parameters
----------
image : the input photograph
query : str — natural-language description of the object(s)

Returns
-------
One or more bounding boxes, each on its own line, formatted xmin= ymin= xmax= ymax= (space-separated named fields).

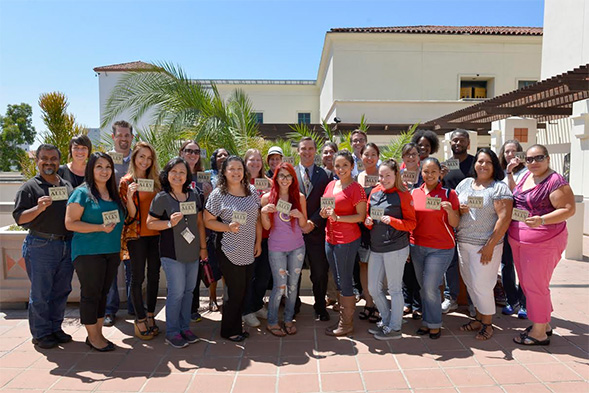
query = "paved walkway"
xmin=0 ymin=257 xmax=587 ymax=393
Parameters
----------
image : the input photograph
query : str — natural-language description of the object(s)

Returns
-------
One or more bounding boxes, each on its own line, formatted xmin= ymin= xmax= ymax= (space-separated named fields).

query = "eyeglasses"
xmin=277 ymin=174 xmax=293 ymax=180
xmin=403 ymin=153 xmax=418 ymax=158
xmin=525 ymin=155 xmax=547 ymax=164
xmin=183 ymin=148 xmax=200 ymax=155
xmin=351 ymin=139 xmax=366 ymax=144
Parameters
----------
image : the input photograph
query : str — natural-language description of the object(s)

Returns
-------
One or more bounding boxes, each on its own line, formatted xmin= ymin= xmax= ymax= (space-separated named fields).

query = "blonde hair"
xmin=128 ymin=141 xmax=161 ymax=191
xmin=380 ymin=159 xmax=406 ymax=192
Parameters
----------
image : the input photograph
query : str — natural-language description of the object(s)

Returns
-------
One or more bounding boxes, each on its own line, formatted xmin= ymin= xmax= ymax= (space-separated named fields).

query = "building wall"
xmin=541 ymin=0 xmax=589 ymax=79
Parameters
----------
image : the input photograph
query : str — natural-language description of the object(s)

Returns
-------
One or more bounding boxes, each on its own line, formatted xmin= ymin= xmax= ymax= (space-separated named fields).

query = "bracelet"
xmin=506 ymin=172 xmax=512 ymax=175
xmin=540 ymin=216 xmax=545 ymax=225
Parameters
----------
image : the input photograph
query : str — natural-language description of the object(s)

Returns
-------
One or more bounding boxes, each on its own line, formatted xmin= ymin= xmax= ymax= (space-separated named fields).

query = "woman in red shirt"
xmin=321 ymin=150 xmax=367 ymax=336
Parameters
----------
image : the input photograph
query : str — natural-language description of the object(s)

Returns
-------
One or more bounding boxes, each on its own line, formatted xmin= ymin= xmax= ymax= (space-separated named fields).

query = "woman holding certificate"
xmin=146 ymin=157 xmax=207 ymax=349
xmin=65 ymin=152 xmax=124 ymax=352
xmin=321 ymin=150 xmax=367 ymax=337
xmin=119 ymin=142 xmax=161 ymax=340
xmin=204 ymin=156 xmax=262 ymax=342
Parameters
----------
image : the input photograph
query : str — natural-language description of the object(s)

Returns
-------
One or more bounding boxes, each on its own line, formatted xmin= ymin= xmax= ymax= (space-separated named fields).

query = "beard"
xmin=43 ymin=167 xmax=55 ymax=175
xmin=118 ymin=141 xmax=130 ymax=150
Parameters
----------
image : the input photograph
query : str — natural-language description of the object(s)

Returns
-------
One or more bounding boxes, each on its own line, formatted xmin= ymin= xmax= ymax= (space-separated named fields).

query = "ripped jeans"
xmin=268 ymin=245 xmax=306 ymax=325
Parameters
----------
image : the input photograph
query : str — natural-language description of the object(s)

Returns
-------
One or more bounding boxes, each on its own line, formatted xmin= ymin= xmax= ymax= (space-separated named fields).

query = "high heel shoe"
xmin=147 ymin=316 xmax=160 ymax=336
xmin=134 ymin=319 xmax=155 ymax=340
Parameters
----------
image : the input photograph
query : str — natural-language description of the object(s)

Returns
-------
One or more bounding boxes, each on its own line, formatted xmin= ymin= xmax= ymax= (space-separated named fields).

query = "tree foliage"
xmin=380 ymin=122 xmax=419 ymax=161
xmin=0 ymin=103 xmax=36 ymax=171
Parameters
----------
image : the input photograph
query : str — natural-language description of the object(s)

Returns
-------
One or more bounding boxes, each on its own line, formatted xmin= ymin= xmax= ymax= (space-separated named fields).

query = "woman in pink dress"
xmin=509 ymin=144 xmax=575 ymax=346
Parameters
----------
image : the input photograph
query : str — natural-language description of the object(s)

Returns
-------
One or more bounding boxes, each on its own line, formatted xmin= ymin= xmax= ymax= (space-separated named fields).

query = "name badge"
xmin=283 ymin=156 xmax=295 ymax=165
xmin=137 ymin=179 xmax=154 ymax=192
xmin=109 ymin=152 xmax=123 ymax=165
xmin=181 ymin=227 xmax=195 ymax=244
xmin=356 ymin=160 xmax=365 ymax=172
xmin=515 ymin=152 xmax=526 ymax=161
xmin=49 ymin=186 xmax=68 ymax=201
xmin=102 ymin=209 xmax=120 ymax=225
xmin=314 ymin=155 xmax=323 ymax=166
xmin=370 ymin=207 xmax=385 ymax=221
xmin=467 ymin=196 xmax=484 ymax=209
xmin=254 ymin=178 xmax=269 ymax=190
xmin=364 ymin=175 xmax=379 ymax=188
xmin=445 ymin=159 xmax=460 ymax=171
xmin=179 ymin=201 xmax=197 ymax=215
xmin=425 ymin=196 xmax=442 ymax=210
xmin=512 ymin=208 xmax=530 ymax=222
xmin=201 ymin=148 xmax=207 ymax=159
xmin=232 ymin=211 xmax=247 ymax=225
xmin=321 ymin=197 xmax=335 ymax=209
xmin=276 ymin=199 xmax=292 ymax=215
xmin=402 ymin=171 xmax=418 ymax=184
xmin=197 ymin=172 xmax=211 ymax=183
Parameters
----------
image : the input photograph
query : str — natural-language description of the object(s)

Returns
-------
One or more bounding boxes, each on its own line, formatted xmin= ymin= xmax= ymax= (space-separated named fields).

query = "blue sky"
xmin=0 ymin=0 xmax=544 ymax=138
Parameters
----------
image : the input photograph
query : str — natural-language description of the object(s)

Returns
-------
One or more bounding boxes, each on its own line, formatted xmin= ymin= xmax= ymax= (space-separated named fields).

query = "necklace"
xmin=279 ymin=212 xmax=291 ymax=222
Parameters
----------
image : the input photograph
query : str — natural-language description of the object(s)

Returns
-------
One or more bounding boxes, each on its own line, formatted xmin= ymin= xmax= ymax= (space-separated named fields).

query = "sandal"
xmin=284 ymin=323 xmax=297 ymax=335
xmin=147 ymin=316 xmax=160 ymax=336
xmin=524 ymin=325 xmax=553 ymax=337
xmin=475 ymin=323 xmax=494 ymax=341
xmin=358 ymin=306 xmax=373 ymax=320
xmin=209 ymin=300 xmax=220 ymax=312
xmin=460 ymin=319 xmax=482 ymax=332
xmin=134 ymin=319 xmax=154 ymax=340
xmin=266 ymin=325 xmax=286 ymax=337
xmin=514 ymin=332 xmax=550 ymax=346
xmin=368 ymin=309 xmax=381 ymax=324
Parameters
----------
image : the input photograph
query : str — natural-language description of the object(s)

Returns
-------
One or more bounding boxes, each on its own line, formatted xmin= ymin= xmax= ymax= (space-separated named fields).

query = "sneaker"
xmin=52 ymin=330 xmax=72 ymax=344
xmin=242 ymin=313 xmax=261 ymax=327
xmin=374 ymin=326 xmax=402 ymax=341
xmin=255 ymin=307 xmax=268 ymax=320
xmin=502 ymin=303 xmax=519 ymax=315
xmin=181 ymin=330 xmax=200 ymax=344
xmin=468 ymin=304 xmax=477 ymax=317
xmin=368 ymin=321 xmax=385 ymax=335
xmin=518 ymin=307 xmax=528 ymax=319
xmin=165 ymin=334 xmax=189 ymax=349
xmin=191 ymin=312 xmax=202 ymax=323
xmin=32 ymin=334 xmax=59 ymax=349
xmin=103 ymin=314 xmax=115 ymax=327
xmin=441 ymin=298 xmax=458 ymax=314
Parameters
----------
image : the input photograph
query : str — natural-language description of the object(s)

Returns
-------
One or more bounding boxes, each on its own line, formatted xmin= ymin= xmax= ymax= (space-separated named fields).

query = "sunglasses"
xmin=183 ymin=148 xmax=200 ymax=155
xmin=525 ymin=154 xmax=547 ymax=164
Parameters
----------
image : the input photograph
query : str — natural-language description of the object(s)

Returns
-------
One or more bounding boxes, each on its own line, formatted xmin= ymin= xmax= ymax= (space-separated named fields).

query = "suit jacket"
xmin=295 ymin=164 xmax=333 ymax=236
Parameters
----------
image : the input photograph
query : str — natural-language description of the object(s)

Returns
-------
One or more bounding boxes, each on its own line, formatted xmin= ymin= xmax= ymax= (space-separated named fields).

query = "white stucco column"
xmin=566 ymin=98 xmax=589 ymax=260
xmin=488 ymin=128 xmax=502 ymax=154
xmin=490 ymin=117 xmax=538 ymax=152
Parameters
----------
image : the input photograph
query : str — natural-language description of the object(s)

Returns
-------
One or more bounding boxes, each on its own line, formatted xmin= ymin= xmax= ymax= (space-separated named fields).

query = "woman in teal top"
xmin=65 ymin=152 xmax=124 ymax=352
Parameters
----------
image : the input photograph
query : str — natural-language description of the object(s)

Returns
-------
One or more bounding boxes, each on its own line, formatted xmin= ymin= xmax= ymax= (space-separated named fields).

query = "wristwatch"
xmin=167 ymin=221 xmax=172 ymax=228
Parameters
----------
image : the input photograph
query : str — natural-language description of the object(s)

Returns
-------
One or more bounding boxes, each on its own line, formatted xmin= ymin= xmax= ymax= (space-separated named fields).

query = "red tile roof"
xmin=93 ymin=61 xmax=155 ymax=72
xmin=330 ymin=25 xmax=542 ymax=35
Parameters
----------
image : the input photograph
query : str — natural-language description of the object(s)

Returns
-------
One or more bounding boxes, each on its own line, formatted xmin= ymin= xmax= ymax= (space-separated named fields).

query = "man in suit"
xmin=294 ymin=137 xmax=333 ymax=321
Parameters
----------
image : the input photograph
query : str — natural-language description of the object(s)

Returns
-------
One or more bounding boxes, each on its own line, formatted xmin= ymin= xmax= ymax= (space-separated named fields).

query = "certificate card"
xmin=467 ymin=196 xmax=484 ymax=209
xmin=364 ymin=175 xmax=379 ymax=188
xmin=102 ymin=210 xmax=121 ymax=225
xmin=512 ymin=208 xmax=530 ymax=222
xmin=108 ymin=152 xmax=123 ymax=165
xmin=425 ymin=197 xmax=442 ymax=210
xmin=370 ymin=207 xmax=385 ymax=221
xmin=254 ymin=178 xmax=270 ymax=190
xmin=49 ymin=186 xmax=68 ymax=201
xmin=232 ymin=211 xmax=247 ymax=225
xmin=137 ymin=179 xmax=154 ymax=192
xmin=321 ymin=197 xmax=335 ymax=209
xmin=276 ymin=199 xmax=292 ymax=215
xmin=402 ymin=171 xmax=418 ymax=184
xmin=197 ymin=172 xmax=211 ymax=183
xmin=179 ymin=201 xmax=197 ymax=215
xmin=445 ymin=158 xmax=459 ymax=171
xmin=283 ymin=156 xmax=295 ymax=165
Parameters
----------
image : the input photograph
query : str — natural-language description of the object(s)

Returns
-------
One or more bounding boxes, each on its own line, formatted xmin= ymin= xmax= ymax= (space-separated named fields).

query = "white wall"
xmin=541 ymin=0 xmax=589 ymax=79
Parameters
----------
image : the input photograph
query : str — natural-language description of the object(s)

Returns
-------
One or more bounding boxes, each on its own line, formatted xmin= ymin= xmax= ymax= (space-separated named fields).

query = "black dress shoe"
xmin=225 ymin=332 xmax=248 ymax=342
xmin=85 ymin=337 xmax=115 ymax=352
xmin=429 ymin=329 xmax=442 ymax=340
xmin=32 ymin=334 xmax=59 ymax=349
xmin=315 ymin=310 xmax=330 ymax=322
xmin=52 ymin=330 xmax=72 ymax=344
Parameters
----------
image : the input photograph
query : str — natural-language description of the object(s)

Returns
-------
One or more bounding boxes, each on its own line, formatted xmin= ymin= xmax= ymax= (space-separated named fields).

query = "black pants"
xmin=501 ymin=235 xmax=526 ymax=308
xmin=243 ymin=239 xmax=270 ymax=315
xmin=218 ymin=247 xmax=254 ymax=338
xmin=74 ymin=253 xmax=120 ymax=325
xmin=296 ymin=231 xmax=330 ymax=313
xmin=403 ymin=259 xmax=422 ymax=311
xmin=128 ymin=236 xmax=161 ymax=320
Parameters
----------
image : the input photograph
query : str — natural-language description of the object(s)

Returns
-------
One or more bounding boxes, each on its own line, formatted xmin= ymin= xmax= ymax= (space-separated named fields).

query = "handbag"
xmin=199 ymin=258 xmax=215 ymax=288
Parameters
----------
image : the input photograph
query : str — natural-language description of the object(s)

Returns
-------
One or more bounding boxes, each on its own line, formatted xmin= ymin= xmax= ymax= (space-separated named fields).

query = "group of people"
xmin=13 ymin=122 xmax=575 ymax=352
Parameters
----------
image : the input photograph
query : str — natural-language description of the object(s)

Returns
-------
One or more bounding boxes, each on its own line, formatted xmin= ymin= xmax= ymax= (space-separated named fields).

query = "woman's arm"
xmin=146 ymin=211 xmax=183 ymax=231
xmin=254 ymin=214 xmax=262 ymax=257
xmin=297 ymin=194 xmax=308 ymax=227
xmin=260 ymin=193 xmax=274 ymax=231
xmin=330 ymin=201 xmax=367 ymax=223
xmin=478 ymin=198 xmax=513 ymax=264
xmin=120 ymin=180 xmax=138 ymax=219
xmin=197 ymin=211 xmax=208 ymax=260
xmin=203 ymin=209 xmax=237 ymax=233
xmin=525 ymin=184 xmax=576 ymax=227
xmin=65 ymin=203 xmax=115 ymax=233
xmin=385 ymin=192 xmax=417 ymax=232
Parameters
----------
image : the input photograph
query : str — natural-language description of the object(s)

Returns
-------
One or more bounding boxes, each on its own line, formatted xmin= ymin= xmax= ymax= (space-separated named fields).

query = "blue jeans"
xmin=105 ymin=259 xmax=134 ymax=315
xmin=411 ymin=245 xmax=455 ymax=329
xmin=267 ymin=246 xmax=306 ymax=325
xmin=22 ymin=235 xmax=73 ymax=339
xmin=443 ymin=246 xmax=459 ymax=301
xmin=325 ymin=238 xmax=361 ymax=297
xmin=367 ymin=246 xmax=410 ymax=332
xmin=161 ymin=257 xmax=199 ymax=338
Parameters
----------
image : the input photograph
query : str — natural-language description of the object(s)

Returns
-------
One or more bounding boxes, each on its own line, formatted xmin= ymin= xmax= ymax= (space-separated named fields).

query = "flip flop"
xmin=266 ymin=325 xmax=286 ymax=337
xmin=284 ymin=323 xmax=297 ymax=335
xmin=513 ymin=332 xmax=550 ymax=346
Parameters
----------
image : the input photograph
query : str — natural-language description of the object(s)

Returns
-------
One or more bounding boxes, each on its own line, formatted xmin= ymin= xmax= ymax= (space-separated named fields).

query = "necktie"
xmin=304 ymin=167 xmax=311 ymax=193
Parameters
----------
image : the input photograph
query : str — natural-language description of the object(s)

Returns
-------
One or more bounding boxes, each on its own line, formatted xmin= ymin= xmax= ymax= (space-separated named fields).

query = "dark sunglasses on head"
xmin=183 ymin=148 xmax=200 ymax=155
xmin=525 ymin=154 xmax=547 ymax=164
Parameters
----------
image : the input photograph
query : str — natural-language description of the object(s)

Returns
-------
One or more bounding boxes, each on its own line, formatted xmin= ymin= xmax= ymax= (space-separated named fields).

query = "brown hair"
xmin=128 ymin=141 xmax=161 ymax=191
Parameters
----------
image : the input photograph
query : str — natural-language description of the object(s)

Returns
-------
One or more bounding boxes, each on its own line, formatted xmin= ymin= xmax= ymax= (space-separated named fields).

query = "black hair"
xmin=217 ymin=155 xmax=251 ymax=196
xmin=360 ymin=142 xmax=380 ymax=156
xmin=68 ymin=134 xmax=92 ymax=160
xmin=411 ymin=129 xmax=440 ymax=154
xmin=498 ymin=139 xmax=525 ymax=172
xmin=322 ymin=141 xmax=338 ymax=153
xmin=421 ymin=156 xmax=442 ymax=170
xmin=473 ymin=148 xmax=504 ymax=181
xmin=210 ymin=148 xmax=230 ymax=172
xmin=85 ymin=152 xmax=123 ymax=209
xmin=160 ymin=157 xmax=192 ymax=193
xmin=36 ymin=144 xmax=61 ymax=160
xmin=526 ymin=144 xmax=549 ymax=157
xmin=334 ymin=149 xmax=354 ymax=166
xmin=451 ymin=129 xmax=470 ymax=140
xmin=298 ymin=136 xmax=317 ymax=148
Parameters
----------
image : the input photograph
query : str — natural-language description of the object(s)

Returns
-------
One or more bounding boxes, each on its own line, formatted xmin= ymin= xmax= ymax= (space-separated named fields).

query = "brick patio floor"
xmin=0 ymin=257 xmax=587 ymax=393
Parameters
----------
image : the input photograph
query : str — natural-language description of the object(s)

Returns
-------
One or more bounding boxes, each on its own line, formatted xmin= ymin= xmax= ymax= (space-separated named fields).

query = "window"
xmin=518 ymin=80 xmax=537 ymax=89
xmin=460 ymin=80 xmax=488 ymax=99
xmin=298 ymin=113 xmax=311 ymax=124
xmin=253 ymin=112 xmax=263 ymax=124
xmin=514 ymin=128 xmax=528 ymax=143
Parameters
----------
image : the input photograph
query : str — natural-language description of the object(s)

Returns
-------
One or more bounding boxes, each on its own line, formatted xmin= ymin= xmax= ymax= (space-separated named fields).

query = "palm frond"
xmin=286 ymin=123 xmax=324 ymax=148
xmin=380 ymin=123 xmax=419 ymax=161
